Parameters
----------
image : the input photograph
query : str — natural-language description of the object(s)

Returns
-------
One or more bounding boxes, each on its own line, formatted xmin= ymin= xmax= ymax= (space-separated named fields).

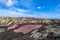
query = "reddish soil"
xmin=7 ymin=24 xmax=42 ymax=34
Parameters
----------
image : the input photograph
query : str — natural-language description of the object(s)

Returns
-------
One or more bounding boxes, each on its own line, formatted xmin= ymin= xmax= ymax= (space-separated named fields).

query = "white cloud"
xmin=0 ymin=1 xmax=60 ymax=19
xmin=37 ymin=6 xmax=42 ymax=9
xmin=0 ymin=8 xmax=60 ymax=19
xmin=6 ymin=0 xmax=18 ymax=7
xmin=6 ymin=0 xmax=13 ymax=7
xmin=16 ymin=9 xmax=29 ymax=13
xmin=0 ymin=8 xmax=38 ymax=18
xmin=33 ymin=11 xmax=60 ymax=19
xmin=0 ymin=0 xmax=18 ymax=7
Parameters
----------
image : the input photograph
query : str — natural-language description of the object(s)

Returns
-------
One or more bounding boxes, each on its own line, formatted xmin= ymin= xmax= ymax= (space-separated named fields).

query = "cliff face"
xmin=0 ymin=17 xmax=53 ymax=26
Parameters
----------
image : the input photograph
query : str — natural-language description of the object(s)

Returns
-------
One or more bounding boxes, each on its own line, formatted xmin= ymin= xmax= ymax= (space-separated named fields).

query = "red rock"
xmin=7 ymin=24 xmax=17 ymax=30
xmin=13 ymin=24 xmax=42 ymax=34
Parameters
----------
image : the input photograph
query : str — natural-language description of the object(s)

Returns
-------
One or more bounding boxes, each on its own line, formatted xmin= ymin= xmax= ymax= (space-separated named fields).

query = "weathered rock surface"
xmin=0 ymin=17 xmax=60 ymax=40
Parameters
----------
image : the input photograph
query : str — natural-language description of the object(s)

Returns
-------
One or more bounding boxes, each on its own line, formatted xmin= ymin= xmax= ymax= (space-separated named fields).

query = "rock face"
xmin=0 ymin=17 xmax=54 ymax=27
xmin=0 ymin=17 xmax=16 ymax=27
xmin=0 ymin=17 xmax=60 ymax=40
xmin=13 ymin=24 xmax=42 ymax=34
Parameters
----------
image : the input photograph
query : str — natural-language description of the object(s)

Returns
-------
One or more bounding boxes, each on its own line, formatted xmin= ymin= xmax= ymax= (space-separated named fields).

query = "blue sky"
xmin=0 ymin=0 xmax=60 ymax=19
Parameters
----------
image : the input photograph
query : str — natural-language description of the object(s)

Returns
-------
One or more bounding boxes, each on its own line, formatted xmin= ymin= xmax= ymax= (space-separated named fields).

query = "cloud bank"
xmin=0 ymin=0 xmax=60 ymax=19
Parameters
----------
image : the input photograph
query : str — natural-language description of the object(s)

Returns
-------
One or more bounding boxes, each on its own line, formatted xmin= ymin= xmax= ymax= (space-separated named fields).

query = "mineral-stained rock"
xmin=0 ymin=17 xmax=16 ymax=27
xmin=13 ymin=24 xmax=42 ymax=34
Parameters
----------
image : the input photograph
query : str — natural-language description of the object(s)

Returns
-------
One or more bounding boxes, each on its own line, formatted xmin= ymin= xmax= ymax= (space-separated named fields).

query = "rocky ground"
xmin=0 ymin=23 xmax=60 ymax=40
xmin=0 ymin=17 xmax=60 ymax=40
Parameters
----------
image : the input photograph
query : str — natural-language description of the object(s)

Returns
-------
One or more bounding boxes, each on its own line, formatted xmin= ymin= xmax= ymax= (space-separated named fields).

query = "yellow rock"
xmin=0 ymin=17 xmax=16 ymax=27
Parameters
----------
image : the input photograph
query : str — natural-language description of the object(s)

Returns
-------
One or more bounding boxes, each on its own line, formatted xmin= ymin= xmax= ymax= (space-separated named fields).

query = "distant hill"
xmin=0 ymin=16 xmax=60 ymax=27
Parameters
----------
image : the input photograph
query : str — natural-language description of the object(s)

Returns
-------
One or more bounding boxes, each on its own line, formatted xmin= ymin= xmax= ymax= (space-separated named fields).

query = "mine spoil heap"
xmin=0 ymin=17 xmax=60 ymax=40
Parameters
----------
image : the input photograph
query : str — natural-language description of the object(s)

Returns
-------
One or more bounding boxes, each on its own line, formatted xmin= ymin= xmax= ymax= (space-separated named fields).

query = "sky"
xmin=0 ymin=0 xmax=60 ymax=19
